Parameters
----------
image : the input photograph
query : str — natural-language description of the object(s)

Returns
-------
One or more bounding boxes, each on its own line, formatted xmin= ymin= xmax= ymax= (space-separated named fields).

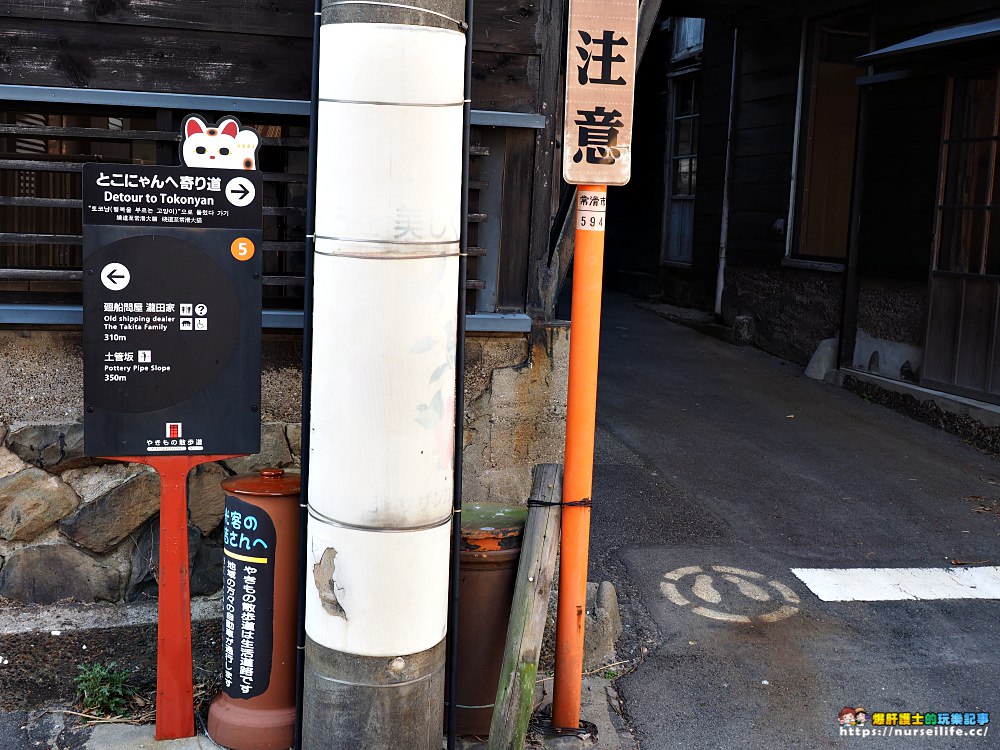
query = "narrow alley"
xmin=589 ymin=293 xmax=1000 ymax=749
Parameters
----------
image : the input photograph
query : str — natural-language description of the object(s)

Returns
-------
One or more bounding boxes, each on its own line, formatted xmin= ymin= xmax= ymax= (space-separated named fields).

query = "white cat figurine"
xmin=180 ymin=115 xmax=259 ymax=170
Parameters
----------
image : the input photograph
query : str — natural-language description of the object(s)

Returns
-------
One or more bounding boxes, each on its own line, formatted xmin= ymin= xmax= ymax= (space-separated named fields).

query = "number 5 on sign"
xmin=231 ymin=237 xmax=255 ymax=261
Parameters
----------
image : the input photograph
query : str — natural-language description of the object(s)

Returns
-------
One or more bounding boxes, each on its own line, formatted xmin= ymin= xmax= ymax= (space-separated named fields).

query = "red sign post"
xmin=114 ymin=455 xmax=237 ymax=739
xmin=553 ymin=0 xmax=638 ymax=731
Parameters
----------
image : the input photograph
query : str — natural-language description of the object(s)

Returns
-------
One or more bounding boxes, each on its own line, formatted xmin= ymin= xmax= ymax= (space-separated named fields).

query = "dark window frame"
xmin=669 ymin=75 xmax=699 ymax=200
xmin=933 ymin=70 xmax=1000 ymax=276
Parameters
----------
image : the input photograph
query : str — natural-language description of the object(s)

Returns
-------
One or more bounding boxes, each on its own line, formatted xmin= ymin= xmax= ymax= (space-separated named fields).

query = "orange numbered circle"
xmin=231 ymin=237 xmax=255 ymax=261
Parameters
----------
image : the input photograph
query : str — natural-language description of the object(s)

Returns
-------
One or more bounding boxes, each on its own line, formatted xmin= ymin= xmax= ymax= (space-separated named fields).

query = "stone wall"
xmin=462 ymin=325 xmax=569 ymax=504
xmin=719 ymin=267 xmax=930 ymax=372
xmin=0 ymin=326 xmax=567 ymax=604
xmin=857 ymin=277 xmax=928 ymax=346
xmin=0 ymin=422 xmax=298 ymax=604
xmin=721 ymin=265 xmax=844 ymax=365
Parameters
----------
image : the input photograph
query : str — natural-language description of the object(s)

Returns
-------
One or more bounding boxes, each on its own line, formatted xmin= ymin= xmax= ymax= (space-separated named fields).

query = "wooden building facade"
xmin=0 ymin=0 xmax=566 ymax=325
xmin=617 ymin=0 xmax=1000 ymax=407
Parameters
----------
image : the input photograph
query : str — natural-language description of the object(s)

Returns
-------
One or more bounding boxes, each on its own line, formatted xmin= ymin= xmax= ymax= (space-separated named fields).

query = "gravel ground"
xmin=0 ymin=617 xmax=222 ymax=712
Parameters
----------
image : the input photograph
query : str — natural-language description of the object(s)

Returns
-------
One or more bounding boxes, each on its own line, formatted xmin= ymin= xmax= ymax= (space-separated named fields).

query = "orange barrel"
xmin=453 ymin=502 xmax=528 ymax=736
xmin=207 ymin=468 xmax=301 ymax=750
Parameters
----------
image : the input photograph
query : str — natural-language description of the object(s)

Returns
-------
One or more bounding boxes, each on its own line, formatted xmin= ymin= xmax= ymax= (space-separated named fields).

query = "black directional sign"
xmin=82 ymin=164 xmax=263 ymax=457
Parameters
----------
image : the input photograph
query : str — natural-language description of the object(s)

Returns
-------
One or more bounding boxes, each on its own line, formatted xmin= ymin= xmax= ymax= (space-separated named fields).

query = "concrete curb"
xmin=1 ymin=592 xmax=628 ymax=750
xmin=2 ymin=674 xmax=629 ymax=750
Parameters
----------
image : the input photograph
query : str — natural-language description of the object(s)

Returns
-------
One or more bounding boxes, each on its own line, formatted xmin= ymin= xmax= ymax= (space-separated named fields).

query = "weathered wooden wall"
xmin=0 ymin=0 xmax=566 ymax=318
xmin=0 ymin=1 xmax=314 ymax=99
xmin=0 ymin=0 xmax=549 ymax=113
xmin=703 ymin=0 xmax=1000 ymax=365
xmin=686 ymin=18 xmax=737 ymax=302
xmin=715 ymin=0 xmax=1000 ymax=273
xmin=725 ymin=16 xmax=799 ymax=266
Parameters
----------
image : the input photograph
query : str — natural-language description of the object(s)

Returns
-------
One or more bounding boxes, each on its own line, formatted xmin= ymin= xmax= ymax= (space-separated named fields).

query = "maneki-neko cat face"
xmin=180 ymin=115 xmax=259 ymax=170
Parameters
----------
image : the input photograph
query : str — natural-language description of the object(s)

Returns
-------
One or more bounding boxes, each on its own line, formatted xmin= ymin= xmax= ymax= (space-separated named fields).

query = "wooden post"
xmin=487 ymin=464 xmax=563 ymax=750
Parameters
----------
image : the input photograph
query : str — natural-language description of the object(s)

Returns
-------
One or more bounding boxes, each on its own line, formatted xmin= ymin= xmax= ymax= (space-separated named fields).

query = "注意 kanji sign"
xmin=562 ymin=0 xmax=638 ymax=186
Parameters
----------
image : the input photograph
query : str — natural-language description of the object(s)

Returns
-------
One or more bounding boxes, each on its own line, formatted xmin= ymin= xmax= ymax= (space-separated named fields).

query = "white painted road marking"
xmin=661 ymin=565 xmax=801 ymax=623
xmin=791 ymin=566 xmax=1000 ymax=601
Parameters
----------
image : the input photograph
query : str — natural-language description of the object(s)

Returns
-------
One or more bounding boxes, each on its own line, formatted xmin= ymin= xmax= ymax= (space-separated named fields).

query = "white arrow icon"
xmin=226 ymin=177 xmax=255 ymax=207
xmin=101 ymin=262 xmax=130 ymax=291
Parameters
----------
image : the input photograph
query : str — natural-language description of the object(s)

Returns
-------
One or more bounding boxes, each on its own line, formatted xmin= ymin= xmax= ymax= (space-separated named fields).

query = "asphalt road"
xmin=589 ymin=294 xmax=1000 ymax=749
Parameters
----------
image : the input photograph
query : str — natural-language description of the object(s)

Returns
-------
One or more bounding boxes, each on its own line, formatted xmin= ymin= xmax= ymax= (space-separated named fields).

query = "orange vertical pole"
xmin=552 ymin=184 xmax=607 ymax=729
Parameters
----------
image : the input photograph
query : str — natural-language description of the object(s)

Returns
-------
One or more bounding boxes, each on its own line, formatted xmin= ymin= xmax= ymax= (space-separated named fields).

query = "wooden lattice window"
xmin=935 ymin=72 xmax=1000 ymax=275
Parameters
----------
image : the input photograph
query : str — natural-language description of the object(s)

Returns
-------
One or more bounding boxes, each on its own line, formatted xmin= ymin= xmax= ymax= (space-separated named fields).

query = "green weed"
xmin=74 ymin=661 xmax=131 ymax=716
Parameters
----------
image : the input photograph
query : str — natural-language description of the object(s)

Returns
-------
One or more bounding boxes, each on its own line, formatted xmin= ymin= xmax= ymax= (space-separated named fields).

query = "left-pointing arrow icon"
xmin=101 ymin=262 xmax=130 ymax=291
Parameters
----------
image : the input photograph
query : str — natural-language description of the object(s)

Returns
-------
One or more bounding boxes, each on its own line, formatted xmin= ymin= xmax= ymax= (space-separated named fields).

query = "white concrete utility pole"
xmin=302 ymin=0 xmax=466 ymax=747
